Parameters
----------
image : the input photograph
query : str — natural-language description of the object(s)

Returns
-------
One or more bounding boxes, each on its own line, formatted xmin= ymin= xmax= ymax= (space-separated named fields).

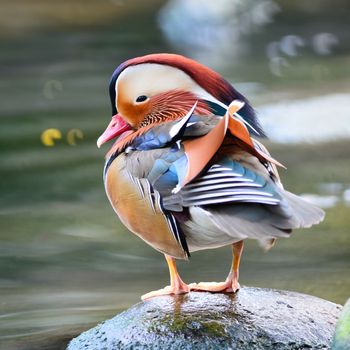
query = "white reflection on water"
xmin=303 ymin=183 xmax=350 ymax=209
xmin=268 ymin=56 xmax=289 ymax=77
xmin=312 ymin=33 xmax=339 ymax=56
xmin=300 ymin=194 xmax=339 ymax=209
xmin=343 ymin=189 xmax=350 ymax=205
xmin=266 ymin=32 xmax=339 ymax=76
xmin=158 ymin=0 xmax=280 ymax=66
xmin=280 ymin=35 xmax=305 ymax=57
xmin=258 ymin=93 xmax=350 ymax=143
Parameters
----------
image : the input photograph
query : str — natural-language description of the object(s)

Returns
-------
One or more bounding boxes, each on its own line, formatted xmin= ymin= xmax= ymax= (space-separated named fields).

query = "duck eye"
xmin=136 ymin=95 xmax=148 ymax=103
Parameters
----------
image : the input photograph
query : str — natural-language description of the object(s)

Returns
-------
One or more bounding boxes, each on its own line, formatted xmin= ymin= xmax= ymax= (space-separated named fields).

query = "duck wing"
xmin=110 ymin=100 xmax=324 ymax=253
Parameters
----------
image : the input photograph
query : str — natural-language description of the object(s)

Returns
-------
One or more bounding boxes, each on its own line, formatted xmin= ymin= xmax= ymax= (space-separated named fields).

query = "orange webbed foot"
xmin=141 ymin=283 xmax=191 ymax=300
xmin=189 ymin=278 xmax=240 ymax=293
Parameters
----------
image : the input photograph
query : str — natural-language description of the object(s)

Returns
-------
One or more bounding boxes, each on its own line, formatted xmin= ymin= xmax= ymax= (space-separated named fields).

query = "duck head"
xmin=97 ymin=53 xmax=264 ymax=149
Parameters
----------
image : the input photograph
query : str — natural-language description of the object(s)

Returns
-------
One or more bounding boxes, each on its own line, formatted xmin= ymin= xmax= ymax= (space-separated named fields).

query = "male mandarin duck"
xmin=97 ymin=53 xmax=324 ymax=300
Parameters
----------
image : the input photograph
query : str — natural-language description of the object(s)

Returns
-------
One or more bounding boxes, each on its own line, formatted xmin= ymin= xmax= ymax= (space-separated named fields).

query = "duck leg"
xmin=190 ymin=240 xmax=244 ymax=293
xmin=141 ymin=254 xmax=191 ymax=300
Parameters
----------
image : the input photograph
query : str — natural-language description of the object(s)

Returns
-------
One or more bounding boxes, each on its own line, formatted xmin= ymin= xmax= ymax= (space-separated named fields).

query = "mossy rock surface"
xmin=67 ymin=287 xmax=342 ymax=350
xmin=333 ymin=298 xmax=350 ymax=350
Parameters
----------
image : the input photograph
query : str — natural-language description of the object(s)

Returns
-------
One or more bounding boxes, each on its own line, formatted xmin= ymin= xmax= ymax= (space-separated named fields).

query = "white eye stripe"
xmin=114 ymin=63 xmax=225 ymax=109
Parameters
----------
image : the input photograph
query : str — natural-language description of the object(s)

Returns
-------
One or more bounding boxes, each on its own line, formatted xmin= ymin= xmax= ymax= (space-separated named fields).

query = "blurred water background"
xmin=0 ymin=0 xmax=349 ymax=349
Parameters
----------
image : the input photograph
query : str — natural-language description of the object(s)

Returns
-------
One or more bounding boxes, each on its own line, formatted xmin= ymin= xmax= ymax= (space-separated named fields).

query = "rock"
xmin=332 ymin=298 xmax=350 ymax=350
xmin=67 ymin=287 xmax=342 ymax=350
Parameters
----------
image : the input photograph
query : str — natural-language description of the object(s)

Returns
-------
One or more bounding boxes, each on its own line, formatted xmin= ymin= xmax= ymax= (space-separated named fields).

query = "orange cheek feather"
xmin=117 ymin=94 xmax=150 ymax=128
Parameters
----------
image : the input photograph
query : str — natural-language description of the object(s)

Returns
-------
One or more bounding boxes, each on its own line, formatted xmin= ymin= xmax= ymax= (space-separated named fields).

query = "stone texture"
xmin=67 ymin=287 xmax=342 ymax=350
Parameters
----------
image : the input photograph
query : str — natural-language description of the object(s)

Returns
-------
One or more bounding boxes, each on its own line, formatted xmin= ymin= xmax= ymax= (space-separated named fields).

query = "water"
xmin=0 ymin=1 xmax=349 ymax=349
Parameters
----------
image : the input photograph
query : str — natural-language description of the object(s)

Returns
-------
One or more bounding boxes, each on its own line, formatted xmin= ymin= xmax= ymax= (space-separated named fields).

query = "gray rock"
xmin=67 ymin=287 xmax=342 ymax=350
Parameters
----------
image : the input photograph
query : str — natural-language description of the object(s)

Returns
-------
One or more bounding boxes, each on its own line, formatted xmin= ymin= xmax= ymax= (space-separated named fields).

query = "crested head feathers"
xmin=109 ymin=53 xmax=265 ymax=137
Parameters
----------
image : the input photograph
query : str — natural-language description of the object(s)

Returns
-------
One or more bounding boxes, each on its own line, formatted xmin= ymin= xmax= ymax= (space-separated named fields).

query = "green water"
xmin=0 ymin=1 xmax=349 ymax=349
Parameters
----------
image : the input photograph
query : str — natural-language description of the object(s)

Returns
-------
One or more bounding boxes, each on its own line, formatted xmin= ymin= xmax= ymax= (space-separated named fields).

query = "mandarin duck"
xmin=97 ymin=53 xmax=324 ymax=300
